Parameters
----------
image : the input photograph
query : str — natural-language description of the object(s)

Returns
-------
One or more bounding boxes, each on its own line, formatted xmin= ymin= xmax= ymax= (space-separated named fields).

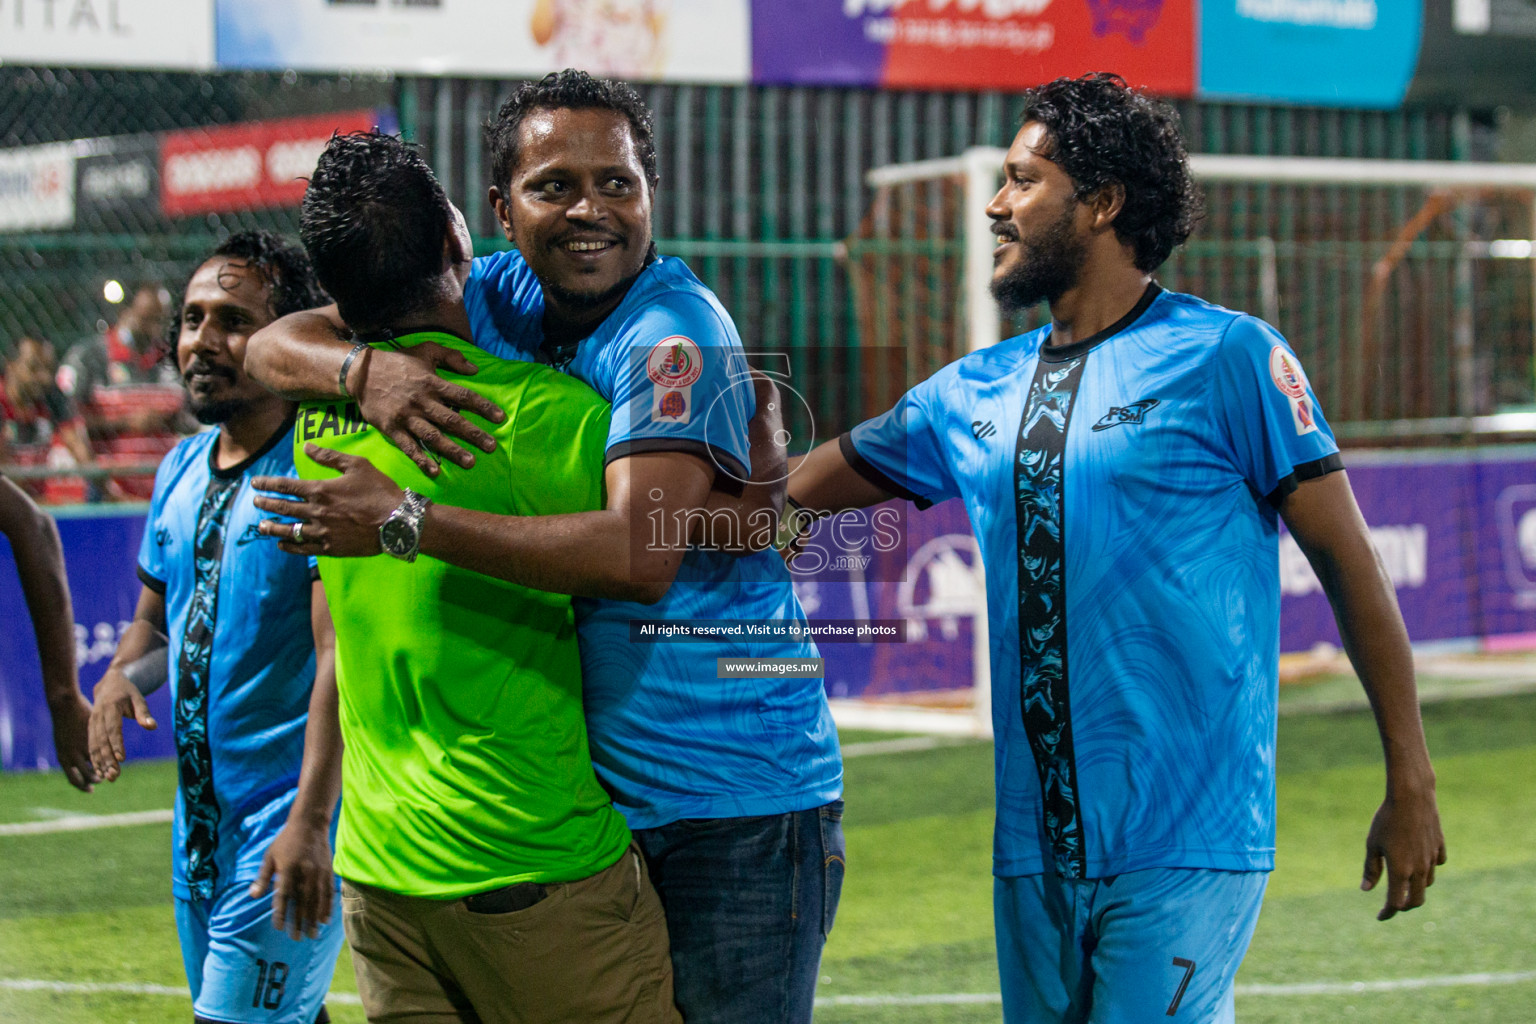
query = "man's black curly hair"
xmin=168 ymin=229 xmax=327 ymax=347
xmin=485 ymin=69 xmax=659 ymax=193
xmin=300 ymin=131 xmax=452 ymax=330
xmin=1018 ymin=73 xmax=1202 ymax=272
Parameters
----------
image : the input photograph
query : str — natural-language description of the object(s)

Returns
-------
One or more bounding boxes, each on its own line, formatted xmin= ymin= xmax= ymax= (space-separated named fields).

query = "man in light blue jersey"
xmin=242 ymin=72 xmax=841 ymax=1024
xmin=88 ymin=232 xmax=345 ymax=1024
xmin=787 ymin=74 xmax=1446 ymax=1023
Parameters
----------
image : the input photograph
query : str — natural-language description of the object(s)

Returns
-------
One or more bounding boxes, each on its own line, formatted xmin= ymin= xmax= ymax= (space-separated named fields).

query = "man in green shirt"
xmin=256 ymin=131 xmax=680 ymax=1024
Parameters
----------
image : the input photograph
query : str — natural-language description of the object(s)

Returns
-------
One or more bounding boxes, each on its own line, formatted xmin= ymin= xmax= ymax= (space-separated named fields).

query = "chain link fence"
xmin=0 ymin=67 xmax=1515 ymax=503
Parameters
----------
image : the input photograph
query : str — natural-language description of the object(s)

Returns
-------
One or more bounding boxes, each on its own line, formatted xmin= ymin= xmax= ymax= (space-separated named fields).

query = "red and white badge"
xmin=1268 ymin=345 xmax=1308 ymax=399
xmin=1269 ymin=345 xmax=1317 ymax=435
xmin=646 ymin=336 xmax=703 ymax=388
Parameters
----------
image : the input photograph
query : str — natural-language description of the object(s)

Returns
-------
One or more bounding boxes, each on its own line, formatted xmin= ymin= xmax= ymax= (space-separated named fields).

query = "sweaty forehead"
xmin=1012 ymin=122 xmax=1058 ymax=163
xmin=517 ymin=107 xmax=640 ymax=171
xmin=185 ymin=258 xmax=271 ymax=311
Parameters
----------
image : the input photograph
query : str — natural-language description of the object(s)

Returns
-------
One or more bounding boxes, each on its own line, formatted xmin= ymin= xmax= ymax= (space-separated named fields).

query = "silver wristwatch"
xmin=379 ymin=489 xmax=431 ymax=562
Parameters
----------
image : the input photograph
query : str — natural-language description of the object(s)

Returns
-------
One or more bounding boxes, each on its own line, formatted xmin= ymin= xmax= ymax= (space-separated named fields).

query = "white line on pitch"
xmin=841 ymin=736 xmax=952 ymax=757
xmin=0 ymin=809 xmax=173 ymax=836
xmin=1236 ymin=970 xmax=1536 ymax=997
xmin=4 ymin=971 xmax=1532 ymax=1007
xmin=0 ymin=979 xmax=362 ymax=1006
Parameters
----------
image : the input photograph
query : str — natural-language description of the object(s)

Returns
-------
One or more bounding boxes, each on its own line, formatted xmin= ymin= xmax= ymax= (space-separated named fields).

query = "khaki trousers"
xmin=341 ymin=846 xmax=681 ymax=1024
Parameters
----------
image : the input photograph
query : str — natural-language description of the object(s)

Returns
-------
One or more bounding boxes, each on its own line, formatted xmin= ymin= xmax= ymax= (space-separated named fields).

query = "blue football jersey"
xmin=464 ymin=249 xmax=842 ymax=829
xmin=138 ymin=424 xmax=317 ymax=900
xmin=848 ymin=286 xmax=1340 ymax=879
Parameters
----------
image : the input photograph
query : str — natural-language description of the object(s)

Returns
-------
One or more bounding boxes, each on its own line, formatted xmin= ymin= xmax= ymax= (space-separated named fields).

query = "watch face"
xmin=380 ymin=515 xmax=417 ymax=556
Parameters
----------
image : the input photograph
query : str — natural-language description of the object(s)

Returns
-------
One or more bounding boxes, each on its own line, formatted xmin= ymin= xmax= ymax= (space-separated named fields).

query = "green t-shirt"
xmin=297 ymin=332 xmax=629 ymax=897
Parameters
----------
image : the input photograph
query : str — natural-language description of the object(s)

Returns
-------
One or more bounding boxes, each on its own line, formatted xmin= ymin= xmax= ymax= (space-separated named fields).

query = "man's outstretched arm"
xmin=245 ymin=306 xmax=505 ymax=476
xmin=0 ymin=476 xmax=96 ymax=792
xmin=1281 ymin=470 xmax=1446 ymax=921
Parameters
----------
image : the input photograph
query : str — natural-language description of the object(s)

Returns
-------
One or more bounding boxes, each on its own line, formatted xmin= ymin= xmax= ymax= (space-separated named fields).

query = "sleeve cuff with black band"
xmin=603 ymin=437 xmax=749 ymax=495
xmin=1265 ymin=452 xmax=1345 ymax=509
xmin=136 ymin=565 xmax=167 ymax=594
xmin=838 ymin=432 xmax=934 ymax=511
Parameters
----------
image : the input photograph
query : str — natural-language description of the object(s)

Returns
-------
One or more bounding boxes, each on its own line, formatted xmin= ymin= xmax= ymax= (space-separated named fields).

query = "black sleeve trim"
xmin=137 ymin=565 xmax=167 ymax=594
xmin=603 ymin=437 xmax=749 ymax=491
xmin=309 ymin=565 xmax=321 ymax=583
xmin=839 ymin=432 xmax=934 ymax=511
xmin=1266 ymin=452 xmax=1345 ymax=509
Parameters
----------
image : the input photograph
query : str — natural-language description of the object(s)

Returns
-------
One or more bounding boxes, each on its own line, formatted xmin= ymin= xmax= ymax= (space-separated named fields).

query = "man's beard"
xmin=989 ymin=200 xmax=1087 ymax=314
xmin=184 ymin=362 xmax=243 ymax=425
xmin=189 ymin=394 xmax=246 ymax=426
xmin=541 ymin=272 xmax=639 ymax=314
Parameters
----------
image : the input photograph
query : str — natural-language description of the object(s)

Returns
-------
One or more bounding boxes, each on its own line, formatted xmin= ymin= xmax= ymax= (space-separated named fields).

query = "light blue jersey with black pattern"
xmin=464 ymin=249 xmax=842 ymax=829
xmin=137 ymin=424 xmax=316 ymax=900
xmin=849 ymin=287 xmax=1340 ymax=878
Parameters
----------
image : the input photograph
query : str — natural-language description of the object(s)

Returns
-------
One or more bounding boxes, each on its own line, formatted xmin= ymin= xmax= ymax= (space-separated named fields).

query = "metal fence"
xmin=0 ymin=68 xmax=1513 ymax=463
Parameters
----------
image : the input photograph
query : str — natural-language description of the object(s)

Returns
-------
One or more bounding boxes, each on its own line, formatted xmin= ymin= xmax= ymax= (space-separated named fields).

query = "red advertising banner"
xmin=753 ymin=1 xmax=1194 ymax=95
xmin=159 ymin=109 xmax=383 ymax=217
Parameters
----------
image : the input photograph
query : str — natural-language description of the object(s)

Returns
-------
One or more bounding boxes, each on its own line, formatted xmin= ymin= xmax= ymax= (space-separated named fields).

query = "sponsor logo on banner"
xmin=646 ymin=336 xmax=704 ymax=388
xmin=1496 ymin=484 xmax=1536 ymax=607
xmin=0 ymin=143 xmax=75 ymax=232
xmin=0 ymin=0 xmax=213 ymax=69
xmin=652 ymin=384 xmax=692 ymax=424
xmin=1236 ymin=0 xmax=1376 ymax=29
xmin=74 ymin=135 xmax=160 ymax=231
xmin=1455 ymin=0 xmax=1536 ymax=37
xmin=1280 ymin=523 xmax=1427 ymax=597
xmin=1199 ymin=0 xmax=1419 ymax=107
xmin=160 ymin=109 xmax=384 ymax=217
xmin=752 ymin=0 xmax=1193 ymax=93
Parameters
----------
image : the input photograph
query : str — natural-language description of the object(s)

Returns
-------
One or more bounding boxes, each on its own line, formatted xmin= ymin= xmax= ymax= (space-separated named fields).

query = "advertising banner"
xmin=1198 ymin=0 xmax=1423 ymax=108
xmin=159 ymin=109 xmax=387 ymax=218
xmin=0 ymin=0 xmax=213 ymax=70
xmin=0 ymin=507 xmax=174 ymax=773
xmin=215 ymin=0 xmax=750 ymax=83
xmin=1410 ymin=0 xmax=1536 ymax=106
xmin=751 ymin=0 xmax=1194 ymax=94
xmin=1454 ymin=0 xmax=1536 ymax=37
xmin=74 ymin=134 xmax=161 ymax=232
xmin=0 ymin=143 xmax=75 ymax=232
xmin=11 ymin=448 xmax=1536 ymax=769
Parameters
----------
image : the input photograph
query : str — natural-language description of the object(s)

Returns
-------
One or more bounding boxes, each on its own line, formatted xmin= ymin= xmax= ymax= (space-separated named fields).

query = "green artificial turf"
xmin=1 ymin=693 xmax=1532 ymax=1023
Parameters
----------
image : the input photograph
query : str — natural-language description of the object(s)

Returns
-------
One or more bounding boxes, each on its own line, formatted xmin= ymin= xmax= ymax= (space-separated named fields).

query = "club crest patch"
xmin=1270 ymin=346 xmax=1317 ymax=435
xmin=647 ymin=336 xmax=703 ymax=388
xmin=1268 ymin=345 xmax=1308 ymax=399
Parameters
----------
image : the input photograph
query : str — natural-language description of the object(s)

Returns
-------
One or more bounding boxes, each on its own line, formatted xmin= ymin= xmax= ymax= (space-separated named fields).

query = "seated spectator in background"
xmin=58 ymin=283 xmax=189 ymax=499
xmin=1 ymin=336 xmax=101 ymax=502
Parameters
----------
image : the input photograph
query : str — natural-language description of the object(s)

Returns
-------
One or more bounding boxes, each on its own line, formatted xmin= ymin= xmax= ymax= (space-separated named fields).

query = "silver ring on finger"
xmin=291 ymin=521 xmax=306 ymax=545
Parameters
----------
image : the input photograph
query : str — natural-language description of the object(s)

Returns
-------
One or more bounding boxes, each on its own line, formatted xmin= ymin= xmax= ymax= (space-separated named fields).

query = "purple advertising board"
xmin=0 ymin=504 xmax=175 ymax=773
xmin=5 ymin=446 xmax=1536 ymax=770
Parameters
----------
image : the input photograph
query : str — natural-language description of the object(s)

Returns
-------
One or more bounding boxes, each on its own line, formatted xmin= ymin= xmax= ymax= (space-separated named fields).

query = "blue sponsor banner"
xmin=1199 ymin=0 xmax=1422 ymax=108
xmin=0 ymin=505 xmax=176 ymax=772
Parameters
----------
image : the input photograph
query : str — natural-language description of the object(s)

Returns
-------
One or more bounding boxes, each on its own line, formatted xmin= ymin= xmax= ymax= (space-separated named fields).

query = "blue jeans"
xmin=635 ymin=800 xmax=845 ymax=1024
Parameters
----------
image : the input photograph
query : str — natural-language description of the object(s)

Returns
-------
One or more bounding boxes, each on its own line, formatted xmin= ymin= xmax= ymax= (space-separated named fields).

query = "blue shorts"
xmin=995 ymin=867 xmax=1268 ymax=1024
xmin=176 ymin=879 xmax=345 ymax=1024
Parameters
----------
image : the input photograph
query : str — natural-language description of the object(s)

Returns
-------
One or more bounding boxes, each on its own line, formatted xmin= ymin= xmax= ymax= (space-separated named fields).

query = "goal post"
xmin=834 ymin=150 xmax=1536 ymax=738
